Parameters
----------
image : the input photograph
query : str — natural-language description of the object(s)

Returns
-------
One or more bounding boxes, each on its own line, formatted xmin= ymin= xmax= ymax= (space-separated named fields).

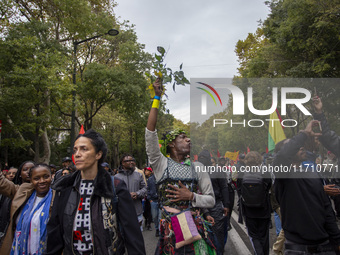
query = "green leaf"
xmin=183 ymin=77 xmax=190 ymax=84
xmin=157 ymin=46 xmax=166 ymax=56
xmin=163 ymin=76 xmax=172 ymax=83
xmin=179 ymin=63 xmax=183 ymax=70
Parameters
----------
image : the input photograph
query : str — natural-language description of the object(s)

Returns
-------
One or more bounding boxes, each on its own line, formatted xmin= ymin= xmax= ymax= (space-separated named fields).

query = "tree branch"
xmin=6 ymin=114 xmax=35 ymax=156
xmin=51 ymin=96 xmax=72 ymax=117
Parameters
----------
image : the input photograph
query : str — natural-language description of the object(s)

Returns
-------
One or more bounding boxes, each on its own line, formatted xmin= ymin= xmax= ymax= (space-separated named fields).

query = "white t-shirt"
xmin=13 ymin=195 xmax=44 ymax=255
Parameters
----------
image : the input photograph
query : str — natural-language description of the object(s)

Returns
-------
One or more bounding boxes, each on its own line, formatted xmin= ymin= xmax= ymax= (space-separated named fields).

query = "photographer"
xmin=313 ymin=96 xmax=340 ymax=216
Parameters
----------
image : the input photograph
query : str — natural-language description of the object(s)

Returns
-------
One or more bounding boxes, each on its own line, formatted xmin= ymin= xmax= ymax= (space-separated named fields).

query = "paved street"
xmin=142 ymin=200 xmax=340 ymax=254
xmin=142 ymin=208 xmax=280 ymax=255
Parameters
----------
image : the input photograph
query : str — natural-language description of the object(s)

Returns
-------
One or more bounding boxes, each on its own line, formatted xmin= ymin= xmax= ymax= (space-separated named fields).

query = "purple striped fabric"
xmin=184 ymin=211 xmax=199 ymax=236
xmin=171 ymin=215 xmax=185 ymax=242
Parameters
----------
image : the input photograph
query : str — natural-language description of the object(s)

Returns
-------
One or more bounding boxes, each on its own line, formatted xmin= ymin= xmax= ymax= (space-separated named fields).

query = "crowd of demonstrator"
xmin=1 ymin=83 xmax=340 ymax=255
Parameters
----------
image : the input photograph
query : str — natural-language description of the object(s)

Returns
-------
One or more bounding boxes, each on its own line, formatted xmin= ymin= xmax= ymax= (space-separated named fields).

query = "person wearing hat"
xmin=62 ymin=157 xmax=72 ymax=168
xmin=53 ymin=157 xmax=74 ymax=182
xmin=101 ymin=162 xmax=115 ymax=175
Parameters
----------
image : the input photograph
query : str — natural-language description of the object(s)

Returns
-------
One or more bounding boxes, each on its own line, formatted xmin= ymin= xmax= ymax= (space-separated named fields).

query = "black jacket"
xmin=147 ymin=174 xmax=158 ymax=201
xmin=46 ymin=166 xmax=146 ymax=255
xmin=198 ymin=149 xmax=229 ymax=207
xmin=210 ymin=172 xmax=230 ymax=209
xmin=314 ymin=112 xmax=340 ymax=179
xmin=274 ymin=132 xmax=340 ymax=245
xmin=0 ymin=195 xmax=11 ymax=246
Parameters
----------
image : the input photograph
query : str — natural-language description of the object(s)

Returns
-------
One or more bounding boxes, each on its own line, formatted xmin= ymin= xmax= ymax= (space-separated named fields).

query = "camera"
xmin=312 ymin=121 xmax=322 ymax=133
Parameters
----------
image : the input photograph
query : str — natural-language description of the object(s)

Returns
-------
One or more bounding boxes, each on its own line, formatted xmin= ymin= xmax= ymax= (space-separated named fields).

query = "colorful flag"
xmin=79 ymin=125 xmax=85 ymax=135
xmin=72 ymin=125 xmax=86 ymax=164
xmin=217 ymin=150 xmax=221 ymax=158
xmin=268 ymin=109 xmax=286 ymax=152
xmin=225 ymin=151 xmax=239 ymax=161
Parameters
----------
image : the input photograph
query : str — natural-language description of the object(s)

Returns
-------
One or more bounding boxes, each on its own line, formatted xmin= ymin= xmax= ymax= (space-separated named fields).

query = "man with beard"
xmin=115 ymin=154 xmax=147 ymax=231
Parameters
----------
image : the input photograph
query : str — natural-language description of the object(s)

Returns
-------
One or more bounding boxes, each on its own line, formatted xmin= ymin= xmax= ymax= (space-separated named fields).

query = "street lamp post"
xmin=70 ymin=29 xmax=119 ymax=152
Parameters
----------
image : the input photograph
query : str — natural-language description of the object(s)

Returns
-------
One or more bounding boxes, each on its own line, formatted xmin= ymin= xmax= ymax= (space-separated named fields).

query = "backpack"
xmin=240 ymin=172 xmax=268 ymax=207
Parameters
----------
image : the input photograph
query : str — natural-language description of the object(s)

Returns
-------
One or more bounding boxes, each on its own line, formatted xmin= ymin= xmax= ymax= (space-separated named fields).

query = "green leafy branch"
xmin=146 ymin=46 xmax=190 ymax=98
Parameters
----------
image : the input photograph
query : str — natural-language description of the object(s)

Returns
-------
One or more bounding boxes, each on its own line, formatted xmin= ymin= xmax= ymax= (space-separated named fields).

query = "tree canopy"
xmin=191 ymin=0 xmax=340 ymax=158
xmin=0 ymin=0 xmax=186 ymax=167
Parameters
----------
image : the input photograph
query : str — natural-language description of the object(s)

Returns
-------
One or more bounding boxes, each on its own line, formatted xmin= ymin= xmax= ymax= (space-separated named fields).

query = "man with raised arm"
xmin=145 ymin=79 xmax=216 ymax=254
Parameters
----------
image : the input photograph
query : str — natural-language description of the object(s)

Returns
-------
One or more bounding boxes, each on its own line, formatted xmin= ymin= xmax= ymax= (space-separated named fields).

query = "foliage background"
xmin=190 ymin=0 xmax=340 ymax=158
xmin=0 ymin=0 xmax=339 ymax=167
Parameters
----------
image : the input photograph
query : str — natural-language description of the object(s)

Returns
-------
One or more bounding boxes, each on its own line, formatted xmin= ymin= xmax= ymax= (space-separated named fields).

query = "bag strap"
xmin=110 ymin=175 xmax=118 ymax=205
xmin=109 ymin=175 xmax=126 ymax=246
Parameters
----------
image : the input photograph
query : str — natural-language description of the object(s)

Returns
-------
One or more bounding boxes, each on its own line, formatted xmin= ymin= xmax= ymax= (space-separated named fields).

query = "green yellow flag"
xmin=268 ymin=110 xmax=286 ymax=152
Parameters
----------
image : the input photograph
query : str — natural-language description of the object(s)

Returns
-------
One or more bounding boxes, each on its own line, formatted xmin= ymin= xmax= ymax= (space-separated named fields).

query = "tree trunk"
xmin=114 ymin=142 xmax=119 ymax=169
xmin=34 ymin=125 xmax=40 ymax=163
xmin=6 ymin=115 xmax=35 ymax=156
xmin=129 ymin=128 xmax=133 ymax=153
xmin=4 ymin=145 xmax=8 ymax=166
xmin=38 ymin=128 xmax=51 ymax=164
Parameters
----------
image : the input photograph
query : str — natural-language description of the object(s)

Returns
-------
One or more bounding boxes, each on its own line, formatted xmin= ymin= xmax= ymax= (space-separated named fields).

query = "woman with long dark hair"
xmin=14 ymin=161 xmax=35 ymax=185
xmin=0 ymin=160 xmax=34 ymax=248
xmin=0 ymin=163 xmax=54 ymax=254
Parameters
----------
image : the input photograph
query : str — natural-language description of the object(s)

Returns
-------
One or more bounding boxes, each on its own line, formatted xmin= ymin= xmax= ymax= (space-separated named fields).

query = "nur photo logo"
xmin=196 ymin=82 xmax=223 ymax=115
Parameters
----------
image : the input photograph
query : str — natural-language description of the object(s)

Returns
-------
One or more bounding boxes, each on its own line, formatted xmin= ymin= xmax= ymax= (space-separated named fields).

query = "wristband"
xmin=154 ymin=96 xmax=161 ymax=100
xmin=152 ymin=99 xmax=160 ymax=109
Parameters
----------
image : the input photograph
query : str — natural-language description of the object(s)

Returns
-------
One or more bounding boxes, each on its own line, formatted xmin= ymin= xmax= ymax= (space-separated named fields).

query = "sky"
xmin=114 ymin=0 xmax=270 ymax=123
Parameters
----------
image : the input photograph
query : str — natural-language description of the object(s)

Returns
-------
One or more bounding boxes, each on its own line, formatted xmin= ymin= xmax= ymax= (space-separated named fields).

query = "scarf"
xmin=11 ymin=189 xmax=52 ymax=255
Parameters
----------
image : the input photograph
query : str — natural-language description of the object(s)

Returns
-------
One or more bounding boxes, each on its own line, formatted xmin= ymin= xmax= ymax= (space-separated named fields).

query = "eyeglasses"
xmin=123 ymin=159 xmax=135 ymax=163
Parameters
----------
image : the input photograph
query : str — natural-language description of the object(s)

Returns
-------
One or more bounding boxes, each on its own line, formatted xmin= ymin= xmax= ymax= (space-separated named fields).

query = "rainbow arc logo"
xmin=196 ymin=82 xmax=222 ymax=106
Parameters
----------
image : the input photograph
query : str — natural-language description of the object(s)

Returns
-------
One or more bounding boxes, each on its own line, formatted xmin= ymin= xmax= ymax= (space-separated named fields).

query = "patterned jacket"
xmin=46 ymin=166 xmax=145 ymax=255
